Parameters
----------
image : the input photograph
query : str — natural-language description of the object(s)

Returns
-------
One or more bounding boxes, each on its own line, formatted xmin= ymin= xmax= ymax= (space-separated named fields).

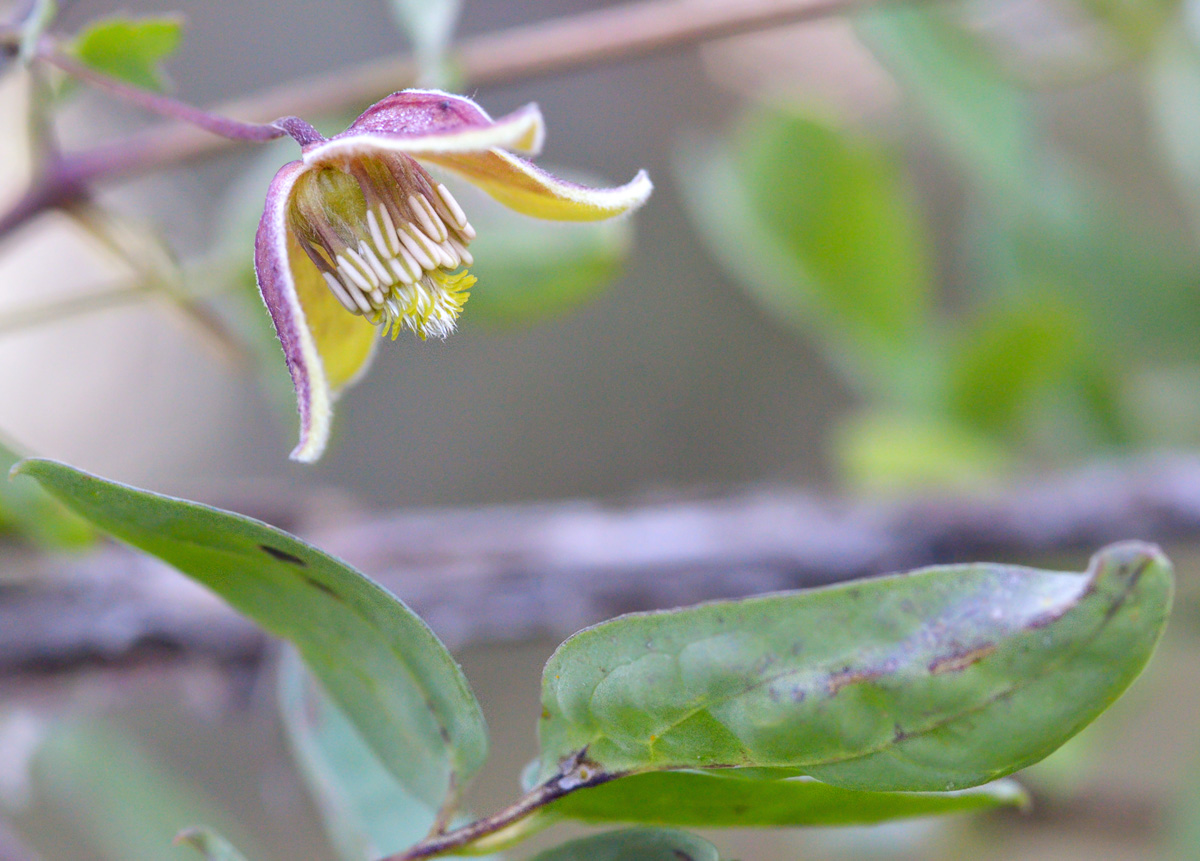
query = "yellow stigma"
xmin=372 ymin=268 xmax=475 ymax=341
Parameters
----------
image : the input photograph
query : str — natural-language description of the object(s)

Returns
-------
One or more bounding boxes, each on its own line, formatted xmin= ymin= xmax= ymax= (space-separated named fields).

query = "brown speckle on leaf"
xmin=929 ymin=643 xmax=996 ymax=675
xmin=260 ymin=544 xmax=307 ymax=566
xmin=827 ymin=666 xmax=882 ymax=695
xmin=301 ymin=574 xmax=339 ymax=599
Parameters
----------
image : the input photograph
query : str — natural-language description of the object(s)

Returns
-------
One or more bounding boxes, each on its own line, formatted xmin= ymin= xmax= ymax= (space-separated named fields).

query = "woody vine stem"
xmin=0 ymin=0 xmax=868 ymax=243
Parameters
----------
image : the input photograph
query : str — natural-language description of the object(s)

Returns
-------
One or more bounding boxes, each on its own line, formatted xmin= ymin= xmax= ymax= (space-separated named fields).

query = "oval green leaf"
xmin=30 ymin=722 xmax=265 ymax=861
xmin=13 ymin=458 xmax=487 ymax=810
xmin=856 ymin=5 xmax=1034 ymax=194
xmin=535 ymin=542 xmax=1171 ymax=791
xmin=277 ymin=650 xmax=500 ymax=860
xmin=277 ymin=649 xmax=439 ymax=860
xmin=678 ymin=107 xmax=931 ymax=381
xmin=528 ymin=828 xmax=717 ymax=861
xmin=69 ymin=15 xmax=184 ymax=92
xmin=540 ymin=770 xmax=1025 ymax=829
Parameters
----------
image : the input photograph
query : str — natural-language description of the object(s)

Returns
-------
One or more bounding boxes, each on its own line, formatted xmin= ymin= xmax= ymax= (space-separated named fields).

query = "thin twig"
xmin=64 ymin=201 xmax=254 ymax=365
xmin=0 ymin=279 xmax=151 ymax=335
xmin=0 ymin=0 xmax=869 ymax=241
xmin=383 ymin=755 xmax=611 ymax=860
xmin=38 ymin=44 xmax=288 ymax=143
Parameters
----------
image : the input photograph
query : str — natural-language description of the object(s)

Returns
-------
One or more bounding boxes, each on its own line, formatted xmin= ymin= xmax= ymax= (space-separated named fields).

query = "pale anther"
xmin=359 ymin=241 xmax=393 ymax=284
xmin=377 ymin=205 xmax=402 ymax=256
xmin=448 ymin=237 xmax=473 ymax=265
xmin=410 ymin=193 xmax=448 ymax=242
xmin=344 ymin=248 xmax=381 ymax=288
xmin=338 ymin=271 xmax=374 ymax=314
xmin=395 ymin=244 xmax=421 ymax=279
xmin=337 ymin=255 xmax=375 ymax=295
xmin=367 ymin=210 xmax=389 ymax=256
xmin=407 ymin=225 xmax=452 ymax=269
xmin=322 ymin=272 xmax=359 ymax=313
xmin=396 ymin=228 xmax=436 ymax=271
xmin=387 ymin=256 xmax=415 ymax=284
xmin=436 ymin=183 xmax=468 ymax=229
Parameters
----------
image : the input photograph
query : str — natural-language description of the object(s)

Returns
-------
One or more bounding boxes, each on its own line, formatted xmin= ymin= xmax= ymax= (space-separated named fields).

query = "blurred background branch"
xmin=0 ymin=0 xmax=872 ymax=242
xmin=4 ymin=452 xmax=1199 ymax=675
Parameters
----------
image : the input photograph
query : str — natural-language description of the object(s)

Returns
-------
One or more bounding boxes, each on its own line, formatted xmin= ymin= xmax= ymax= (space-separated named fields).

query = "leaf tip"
xmin=991 ymin=778 xmax=1033 ymax=812
xmin=7 ymin=456 xmax=45 ymax=482
xmin=1089 ymin=540 xmax=1173 ymax=590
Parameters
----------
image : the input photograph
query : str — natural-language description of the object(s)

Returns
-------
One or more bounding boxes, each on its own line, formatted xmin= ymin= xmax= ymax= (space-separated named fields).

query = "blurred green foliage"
xmin=69 ymin=15 xmax=184 ymax=92
xmin=465 ymin=205 xmax=632 ymax=328
xmin=17 ymin=721 xmax=263 ymax=861
xmin=682 ymin=1 xmax=1200 ymax=491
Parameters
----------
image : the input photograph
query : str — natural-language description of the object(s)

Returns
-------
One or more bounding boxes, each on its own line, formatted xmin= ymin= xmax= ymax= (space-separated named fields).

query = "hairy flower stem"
xmin=39 ymin=45 xmax=289 ymax=143
xmin=0 ymin=0 xmax=868 ymax=244
xmin=380 ymin=760 xmax=617 ymax=861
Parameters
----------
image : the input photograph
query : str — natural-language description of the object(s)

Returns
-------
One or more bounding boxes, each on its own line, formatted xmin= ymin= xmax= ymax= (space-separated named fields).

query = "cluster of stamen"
xmin=289 ymin=155 xmax=477 ymax=340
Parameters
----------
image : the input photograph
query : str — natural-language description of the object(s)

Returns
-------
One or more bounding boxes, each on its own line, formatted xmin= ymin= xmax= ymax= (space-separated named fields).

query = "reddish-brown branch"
xmin=0 ymin=0 xmax=868 ymax=241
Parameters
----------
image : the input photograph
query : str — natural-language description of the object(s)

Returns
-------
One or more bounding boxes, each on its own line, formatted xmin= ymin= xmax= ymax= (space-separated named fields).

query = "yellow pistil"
xmin=372 ymin=268 xmax=475 ymax=341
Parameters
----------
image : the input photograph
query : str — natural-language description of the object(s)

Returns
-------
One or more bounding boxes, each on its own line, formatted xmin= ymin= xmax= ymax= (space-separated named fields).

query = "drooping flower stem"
xmin=39 ymin=45 xmax=288 ymax=143
xmin=0 ymin=0 xmax=869 ymax=244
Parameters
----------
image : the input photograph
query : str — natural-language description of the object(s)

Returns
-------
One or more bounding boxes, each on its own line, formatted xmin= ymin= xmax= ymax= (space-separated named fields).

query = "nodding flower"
xmin=255 ymin=90 xmax=652 ymax=462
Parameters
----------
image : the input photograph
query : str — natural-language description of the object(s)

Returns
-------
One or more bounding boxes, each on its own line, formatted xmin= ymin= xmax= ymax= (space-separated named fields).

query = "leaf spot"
xmin=301 ymin=574 xmax=340 ymax=599
xmin=826 ymin=666 xmax=882 ymax=695
xmin=929 ymin=643 xmax=996 ymax=675
xmin=259 ymin=543 xmax=307 ymax=566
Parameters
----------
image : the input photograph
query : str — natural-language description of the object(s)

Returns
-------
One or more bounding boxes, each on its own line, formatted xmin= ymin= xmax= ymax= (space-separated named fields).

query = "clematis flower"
xmin=255 ymin=89 xmax=652 ymax=462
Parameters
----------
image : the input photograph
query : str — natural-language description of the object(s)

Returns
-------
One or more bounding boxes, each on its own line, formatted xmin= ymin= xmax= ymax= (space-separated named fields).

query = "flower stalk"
xmin=0 ymin=0 xmax=868 ymax=245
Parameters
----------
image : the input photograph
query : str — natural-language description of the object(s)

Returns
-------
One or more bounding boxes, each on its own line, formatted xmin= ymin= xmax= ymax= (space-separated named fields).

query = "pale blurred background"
xmin=0 ymin=0 xmax=845 ymax=507
xmin=3 ymin=0 xmax=1200 ymax=859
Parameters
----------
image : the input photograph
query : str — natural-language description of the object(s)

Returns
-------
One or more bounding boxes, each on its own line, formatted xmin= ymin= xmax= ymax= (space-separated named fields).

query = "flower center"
xmin=288 ymin=153 xmax=477 ymax=341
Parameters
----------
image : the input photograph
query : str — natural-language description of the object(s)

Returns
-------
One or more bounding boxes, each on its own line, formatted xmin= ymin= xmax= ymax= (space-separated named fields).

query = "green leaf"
xmin=857 ymin=5 xmax=1035 ymax=194
xmin=534 ymin=542 xmax=1171 ymax=791
xmin=70 ymin=15 xmax=184 ymax=92
xmin=32 ymin=722 xmax=264 ymax=861
xmin=678 ymin=108 xmax=932 ymax=387
xmin=528 ymin=828 xmax=718 ymax=861
xmin=861 ymin=4 xmax=1200 ymax=369
xmin=947 ymin=298 xmax=1086 ymax=434
xmin=0 ymin=440 xmax=94 ymax=550
xmin=175 ymin=829 xmax=250 ymax=861
xmin=14 ymin=459 xmax=488 ymax=811
xmin=278 ymin=649 xmax=440 ymax=860
xmin=541 ymin=770 xmax=1025 ymax=829
xmin=975 ymin=185 xmax=1200 ymax=368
